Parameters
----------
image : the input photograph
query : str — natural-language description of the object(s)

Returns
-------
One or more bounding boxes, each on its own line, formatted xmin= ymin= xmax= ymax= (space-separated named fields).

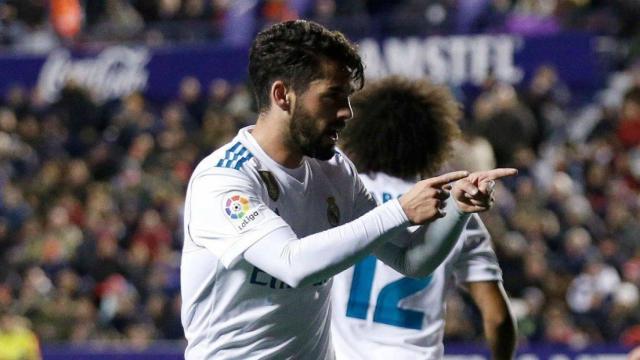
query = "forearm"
xmin=244 ymin=199 xmax=408 ymax=288
xmin=469 ymin=282 xmax=517 ymax=360
xmin=485 ymin=315 xmax=517 ymax=360
xmin=374 ymin=198 xmax=470 ymax=277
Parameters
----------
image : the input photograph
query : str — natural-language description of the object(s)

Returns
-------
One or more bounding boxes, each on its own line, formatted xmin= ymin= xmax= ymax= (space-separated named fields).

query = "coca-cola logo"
xmin=37 ymin=46 xmax=150 ymax=103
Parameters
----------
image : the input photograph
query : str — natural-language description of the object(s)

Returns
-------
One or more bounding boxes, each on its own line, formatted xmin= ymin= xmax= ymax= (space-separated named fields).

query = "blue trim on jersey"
xmin=215 ymin=142 xmax=254 ymax=169
xmin=234 ymin=153 xmax=253 ymax=170
xmin=229 ymin=141 xmax=242 ymax=152
xmin=222 ymin=147 xmax=247 ymax=168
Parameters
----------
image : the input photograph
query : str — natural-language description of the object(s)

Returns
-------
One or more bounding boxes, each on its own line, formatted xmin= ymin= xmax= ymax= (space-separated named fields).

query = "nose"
xmin=337 ymin=98 xmax=353 ymax=121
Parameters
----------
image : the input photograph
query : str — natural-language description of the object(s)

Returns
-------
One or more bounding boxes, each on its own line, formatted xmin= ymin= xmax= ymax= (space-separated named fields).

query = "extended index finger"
xmin=425 ymin=170 xmax=469 ymax=187
xmin=482 ymin=168 xmax=518 ymax=181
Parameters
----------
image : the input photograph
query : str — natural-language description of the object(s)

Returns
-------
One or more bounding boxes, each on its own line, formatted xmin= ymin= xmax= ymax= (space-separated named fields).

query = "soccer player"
xmin=332 ymin=77 xmax=517 ymax=359
xmin=180 ymin=20 xmax=516 ymax=359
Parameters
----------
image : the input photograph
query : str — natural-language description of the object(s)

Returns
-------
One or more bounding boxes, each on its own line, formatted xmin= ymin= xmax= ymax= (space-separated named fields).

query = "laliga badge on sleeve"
xmin=223 ymin=193 xmax=263 ymax=233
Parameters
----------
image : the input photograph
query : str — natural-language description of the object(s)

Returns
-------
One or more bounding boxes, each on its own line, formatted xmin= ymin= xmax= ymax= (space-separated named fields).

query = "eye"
xmin=322 ymin=92 xmax=339 ymax=103
xmin=327 ymin=91 xmax=349 ymax=101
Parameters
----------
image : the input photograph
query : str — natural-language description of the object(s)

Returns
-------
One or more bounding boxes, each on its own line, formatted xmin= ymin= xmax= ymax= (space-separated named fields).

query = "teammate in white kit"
xmin=180 ymin=20 xmax=517 ymax=359
xmin=332 ymin=77 xmax=517 ymax=359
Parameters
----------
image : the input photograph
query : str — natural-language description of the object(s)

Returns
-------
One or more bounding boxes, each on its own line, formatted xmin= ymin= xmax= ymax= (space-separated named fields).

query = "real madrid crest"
xmin=258 ymin=171 xmax=280 ymax=201
xmin=326 ymin=196 xmax=340 ymax=227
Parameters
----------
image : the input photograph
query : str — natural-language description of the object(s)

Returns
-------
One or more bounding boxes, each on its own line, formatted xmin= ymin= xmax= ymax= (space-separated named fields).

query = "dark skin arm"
xmin=467 ymin=281 xmax=517 ymax=360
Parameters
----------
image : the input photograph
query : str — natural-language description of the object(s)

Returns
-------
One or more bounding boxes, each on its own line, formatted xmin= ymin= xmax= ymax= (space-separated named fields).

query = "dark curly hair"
xmin=340 ymin=76 xmax=462 ymax=178
xmin=249 ymin=20 xmax=364 ymax=113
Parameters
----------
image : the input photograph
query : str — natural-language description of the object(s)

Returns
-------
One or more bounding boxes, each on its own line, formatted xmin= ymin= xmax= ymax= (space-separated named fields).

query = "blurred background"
xmin=1 ymin=0 xmax=640 ymax=358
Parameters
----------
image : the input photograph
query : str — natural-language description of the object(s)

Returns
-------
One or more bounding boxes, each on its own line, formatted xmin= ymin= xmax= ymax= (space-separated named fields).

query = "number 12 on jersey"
xmin=346 ymin=255 xmax=433 ymax=330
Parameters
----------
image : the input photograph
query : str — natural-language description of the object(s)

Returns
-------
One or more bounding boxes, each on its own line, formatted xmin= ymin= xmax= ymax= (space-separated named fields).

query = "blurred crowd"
xmin=444 ymin=62 xmax=640 ymax=348
xmin=2 ymin=0 xmax=640 ymax=52
xmin=3 ymin=65 xmax=640 ymax=350
xmin=1 ymin=0 xmax=640 ymax=354
xmin=0 ymin=76 xmax=254 ymax=348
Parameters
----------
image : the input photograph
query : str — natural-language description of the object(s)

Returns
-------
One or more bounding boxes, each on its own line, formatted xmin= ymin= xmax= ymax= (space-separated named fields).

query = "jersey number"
xmin=346 ymin=255 xmax=433 ymax=330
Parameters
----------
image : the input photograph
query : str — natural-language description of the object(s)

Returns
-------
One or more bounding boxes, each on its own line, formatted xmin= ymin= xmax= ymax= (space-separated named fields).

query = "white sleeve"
xmin=186 ymin=169 xmax=289 ymax=268
xmin=374 ymin=198 xmax=471 ymax=277
xmin=452 ymin=214 xmax=502 ymax=284
xmin=244 ymin=199 xmax=409 ymax=288
xmin=346 ymin=153 xmax=378 ymax=218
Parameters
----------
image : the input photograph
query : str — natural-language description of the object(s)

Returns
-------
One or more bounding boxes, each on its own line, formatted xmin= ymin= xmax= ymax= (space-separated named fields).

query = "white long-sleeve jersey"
xmin=331 ymin=172 xmax=503 ymax=360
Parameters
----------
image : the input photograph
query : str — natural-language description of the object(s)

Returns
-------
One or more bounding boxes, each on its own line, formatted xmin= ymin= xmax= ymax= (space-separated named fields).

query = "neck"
xmin=252 ymin=113 xmax=304 ymax=168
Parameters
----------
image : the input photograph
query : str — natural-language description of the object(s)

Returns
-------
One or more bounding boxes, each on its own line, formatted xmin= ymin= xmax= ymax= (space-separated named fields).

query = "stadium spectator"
xmin=0 ymin=312 xmax=41 ymax=360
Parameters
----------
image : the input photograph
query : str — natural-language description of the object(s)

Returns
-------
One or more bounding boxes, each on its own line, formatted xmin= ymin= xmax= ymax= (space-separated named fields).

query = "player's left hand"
xmin=451 ymin=168 xmax=517 ymax=213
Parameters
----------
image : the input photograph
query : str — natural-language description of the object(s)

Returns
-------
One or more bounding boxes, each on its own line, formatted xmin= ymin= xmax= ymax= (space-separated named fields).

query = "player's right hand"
xmin=399 ymin=170 xmax=469 ymax=225
xmin=451 ymin=168 xmax=518 ymax=213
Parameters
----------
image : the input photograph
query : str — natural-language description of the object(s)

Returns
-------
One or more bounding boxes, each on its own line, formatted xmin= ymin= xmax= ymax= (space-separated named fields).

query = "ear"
xmin=271 ymin=80 xmax=292 ymax=112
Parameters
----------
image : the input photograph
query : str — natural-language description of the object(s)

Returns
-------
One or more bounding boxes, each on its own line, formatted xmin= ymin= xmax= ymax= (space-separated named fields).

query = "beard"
xmin=286 ymin=102 xmax=337 ymax=161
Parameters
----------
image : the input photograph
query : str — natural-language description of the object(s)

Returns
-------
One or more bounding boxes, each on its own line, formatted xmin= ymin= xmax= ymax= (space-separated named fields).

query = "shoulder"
xmin=209 ymin=140 xmax=256 ymax=172
xmin=463 ymin=214 xmax=490 ymax=239
xmin=190 ymin=140 xmax=258 ymax=189
xmin=459 ymin=214 xmax=494 ymax=253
